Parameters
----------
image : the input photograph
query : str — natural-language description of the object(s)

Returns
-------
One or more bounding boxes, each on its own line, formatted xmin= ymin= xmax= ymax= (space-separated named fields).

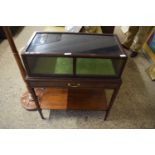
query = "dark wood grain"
xmin=27 ymin=77 xmax=122 ymax=89
xmin=40 ymin=88 xmax=107 ymax=110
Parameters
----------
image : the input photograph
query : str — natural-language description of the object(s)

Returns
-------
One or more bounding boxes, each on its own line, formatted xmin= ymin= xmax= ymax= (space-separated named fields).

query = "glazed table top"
xmin=25 ymin=32 xmax=127 ymax=58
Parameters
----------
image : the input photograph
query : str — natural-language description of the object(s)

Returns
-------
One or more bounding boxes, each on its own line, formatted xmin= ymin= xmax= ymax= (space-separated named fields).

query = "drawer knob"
xmin=67 ymin=83 xmax=80 ymax=88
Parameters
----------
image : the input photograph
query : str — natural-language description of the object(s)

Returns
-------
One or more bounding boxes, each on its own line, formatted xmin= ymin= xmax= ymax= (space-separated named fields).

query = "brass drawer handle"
xmin=67 ymin=83 xmax=80 ymax=88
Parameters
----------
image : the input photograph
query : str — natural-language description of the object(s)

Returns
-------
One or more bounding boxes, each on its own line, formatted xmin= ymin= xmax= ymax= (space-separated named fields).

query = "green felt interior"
xmin=32 ymin=57 xmax=73 ymax=74
xmin=31 ymin=57 xmax=116 ymax=76
xmin=55 ymin=58 xmax=73 ymax=74
xmin=76 ymin=58 xmax=116 ymax=75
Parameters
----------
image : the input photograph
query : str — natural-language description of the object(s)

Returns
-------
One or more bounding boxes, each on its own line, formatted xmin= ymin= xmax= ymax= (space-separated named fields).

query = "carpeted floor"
xmin=0 ymin=26 xmax=155 ymax=128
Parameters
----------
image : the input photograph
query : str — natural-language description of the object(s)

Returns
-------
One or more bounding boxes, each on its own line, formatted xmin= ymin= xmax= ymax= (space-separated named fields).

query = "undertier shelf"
xmin=36 ymin=88 xmax=108 ymax=110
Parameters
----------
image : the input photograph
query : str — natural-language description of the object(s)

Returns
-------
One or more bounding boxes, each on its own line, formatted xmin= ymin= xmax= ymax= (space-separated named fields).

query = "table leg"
xmin=104 ymin=86 xmax=120 ymax=120
xmin=29 ymin=87 xmax=45 ymax=119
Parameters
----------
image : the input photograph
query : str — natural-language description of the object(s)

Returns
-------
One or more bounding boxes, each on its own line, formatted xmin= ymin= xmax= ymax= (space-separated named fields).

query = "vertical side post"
xmin=3 ymin=27 xmax=27 ymax=83
xmin=3 ymin=27 xmax=44 ymax=116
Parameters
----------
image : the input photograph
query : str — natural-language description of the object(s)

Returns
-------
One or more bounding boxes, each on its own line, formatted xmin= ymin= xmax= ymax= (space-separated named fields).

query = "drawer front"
xmin=28 ymin=79 xmax=121 ymax=89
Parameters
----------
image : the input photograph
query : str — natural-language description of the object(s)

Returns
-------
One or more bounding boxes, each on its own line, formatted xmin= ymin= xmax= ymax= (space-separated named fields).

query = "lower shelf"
xmin=37 ymin=88 xmax=108 ymax=110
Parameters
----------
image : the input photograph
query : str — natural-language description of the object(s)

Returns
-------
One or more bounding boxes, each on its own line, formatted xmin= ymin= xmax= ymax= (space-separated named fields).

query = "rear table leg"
xmin=104 ymin=86 xmax=120 ymax=121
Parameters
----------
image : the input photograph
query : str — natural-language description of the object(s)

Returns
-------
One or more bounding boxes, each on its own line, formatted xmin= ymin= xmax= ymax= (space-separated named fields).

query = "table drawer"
xmin=28 ymin=79 xmax=121 ymax=89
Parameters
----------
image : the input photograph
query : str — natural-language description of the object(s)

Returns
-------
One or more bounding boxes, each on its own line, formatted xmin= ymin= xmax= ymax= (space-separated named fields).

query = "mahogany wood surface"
xmin=27 ymin=78 xmax=121 ymax=89
xmin=39 ymin=88 xmax=107 ymax=110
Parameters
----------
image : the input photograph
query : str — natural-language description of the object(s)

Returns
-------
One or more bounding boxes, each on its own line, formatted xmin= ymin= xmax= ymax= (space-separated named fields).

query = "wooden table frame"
xmin=26 ymin=77 xmax=122 ymax=120
xmin=22 ymin=32 xmax=127 ymax=120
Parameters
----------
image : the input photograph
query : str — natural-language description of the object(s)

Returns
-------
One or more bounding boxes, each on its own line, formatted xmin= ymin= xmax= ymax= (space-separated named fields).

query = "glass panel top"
xmin=26 ymin=32 xmax=126 ymax=57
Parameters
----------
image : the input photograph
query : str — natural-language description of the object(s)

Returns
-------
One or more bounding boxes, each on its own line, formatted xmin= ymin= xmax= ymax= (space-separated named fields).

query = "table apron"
xmin=27 ymin=80 xmax=121 ymax=89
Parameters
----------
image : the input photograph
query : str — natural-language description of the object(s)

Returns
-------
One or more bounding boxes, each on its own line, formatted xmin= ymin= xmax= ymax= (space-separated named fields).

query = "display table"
xmin=22 ymin=32 xmax=127 ymax=120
